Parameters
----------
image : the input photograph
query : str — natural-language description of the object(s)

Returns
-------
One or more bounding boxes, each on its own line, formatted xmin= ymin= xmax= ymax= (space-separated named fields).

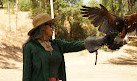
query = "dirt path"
xmin=0 ymin=45 xmax=137 ymax=81
xmin=65 ymin=45 xmax=137 ymax=81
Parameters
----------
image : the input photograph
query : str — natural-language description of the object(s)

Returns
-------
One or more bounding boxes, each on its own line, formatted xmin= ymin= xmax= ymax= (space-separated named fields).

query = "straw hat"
xmin=28 ymin=13 xmax=59 ymax=36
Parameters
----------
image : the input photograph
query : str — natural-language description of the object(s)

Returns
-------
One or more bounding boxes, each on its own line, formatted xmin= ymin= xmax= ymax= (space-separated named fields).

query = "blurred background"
xmin=0 ymin=0 xmax=137 ymax=81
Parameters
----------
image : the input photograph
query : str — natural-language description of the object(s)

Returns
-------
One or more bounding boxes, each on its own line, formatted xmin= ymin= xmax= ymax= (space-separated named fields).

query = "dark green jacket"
xmin=23 ymin=39 xmax=85 ymax=81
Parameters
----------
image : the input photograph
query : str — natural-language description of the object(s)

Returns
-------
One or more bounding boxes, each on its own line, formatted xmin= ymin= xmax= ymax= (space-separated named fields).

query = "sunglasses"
xmin=44 ymin=23 xmax=55 ymax=27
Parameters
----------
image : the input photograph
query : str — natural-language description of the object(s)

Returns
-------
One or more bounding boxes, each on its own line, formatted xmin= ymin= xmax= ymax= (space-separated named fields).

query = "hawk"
xmin=81 ymin=4 xmax=137 ymax=50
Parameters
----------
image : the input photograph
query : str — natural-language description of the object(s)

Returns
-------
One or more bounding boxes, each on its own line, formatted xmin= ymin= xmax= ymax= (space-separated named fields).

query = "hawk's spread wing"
xmin=124 ymin=13 xmax=137 ymax=36
xmin=81 ymin=4 xmax=118 ymax=34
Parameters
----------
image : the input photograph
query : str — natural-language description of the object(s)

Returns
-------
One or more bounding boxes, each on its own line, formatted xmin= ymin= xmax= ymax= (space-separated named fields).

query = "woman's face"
xmin=41 ymin=23 xmax=55 ymax=37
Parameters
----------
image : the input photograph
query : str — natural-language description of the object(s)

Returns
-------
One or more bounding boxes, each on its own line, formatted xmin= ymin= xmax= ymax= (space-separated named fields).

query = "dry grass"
xmin=0 ymin=9 xmax=33 ymax=69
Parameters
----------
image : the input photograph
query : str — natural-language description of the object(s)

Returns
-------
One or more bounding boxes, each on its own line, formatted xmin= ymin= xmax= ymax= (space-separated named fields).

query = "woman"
xmin=23 ymin=13 xmax=85 ymax=81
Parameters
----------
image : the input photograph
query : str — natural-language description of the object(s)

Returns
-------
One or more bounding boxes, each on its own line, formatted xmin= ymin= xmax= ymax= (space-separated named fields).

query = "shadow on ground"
xmin=107 ymin=48 xmax=137 ymax=65
xmin=0 ymin=43 xmax=22 ymax=69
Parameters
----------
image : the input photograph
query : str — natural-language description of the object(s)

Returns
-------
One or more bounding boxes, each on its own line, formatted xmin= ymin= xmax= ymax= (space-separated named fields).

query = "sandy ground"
xmin=0 ymin=9 xmax=137 ymax=81
xmin=0 ymin=45 xmax=137 ymax=81
xmin=65 ymin=45 xmax=137 ymax=81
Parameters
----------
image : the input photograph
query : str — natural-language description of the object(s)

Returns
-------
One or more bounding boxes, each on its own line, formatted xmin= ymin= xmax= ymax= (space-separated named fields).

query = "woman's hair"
xmin=23 ymin=26 xmax=43 ymax=47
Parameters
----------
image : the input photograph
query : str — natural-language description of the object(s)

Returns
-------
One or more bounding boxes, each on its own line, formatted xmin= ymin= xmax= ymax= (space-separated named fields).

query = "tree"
xmin=15 ymin=0 xmax=18 ymax=35
xmin=7 ymin=0 xmax=11 ymax=31
xmin=0 ymin=0 xmax=3 ymax=8
xmin=102 ymin=0 xmax=137 ymax=16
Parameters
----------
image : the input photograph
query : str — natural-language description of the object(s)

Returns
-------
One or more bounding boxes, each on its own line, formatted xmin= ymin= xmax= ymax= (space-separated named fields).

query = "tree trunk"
xmin=8 ymin=0 xmax=11 ymax=31
xmin=111 ymin=0 xmax=115 ymax=14
xmin=128 ymin=0 xmax=133 ymax=14
xmin=15 ymin=0 xmax=18 ymax=35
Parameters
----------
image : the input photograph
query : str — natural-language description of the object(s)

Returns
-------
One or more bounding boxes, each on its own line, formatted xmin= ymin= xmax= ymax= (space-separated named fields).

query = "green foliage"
xmin=101 ymin=0 xmax=137 ymax=16
xmin=18 ymin=0 xmax=32 ymax=11
xmin=4 ymin=0 xmax=15 ymax=14
xmin=31 ymin=7 xmax=46 ymax=17
xmin=89 ymin=0 xmax=99 ymax=7
xmin=101 ymin=0 xmax=123 ymax=16
xmin=31 ymin=0 xmax=50 ymax=17
xmin=3 ymin=0 xmax=137 ymax=42
xmin=53 ymin=0 xmax=100 ymax=41
xmin=133 ymin=1 xmax=137 ymax=13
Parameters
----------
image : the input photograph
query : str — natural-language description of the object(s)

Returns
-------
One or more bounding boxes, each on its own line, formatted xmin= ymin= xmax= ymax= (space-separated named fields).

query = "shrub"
xmin=18 ymin=0 xmax=31 ymax=11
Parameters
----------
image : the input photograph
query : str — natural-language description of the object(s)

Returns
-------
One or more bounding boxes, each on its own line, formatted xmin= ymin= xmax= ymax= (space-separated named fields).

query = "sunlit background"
xmin=83 ymin=0 xmax=100 ymax=3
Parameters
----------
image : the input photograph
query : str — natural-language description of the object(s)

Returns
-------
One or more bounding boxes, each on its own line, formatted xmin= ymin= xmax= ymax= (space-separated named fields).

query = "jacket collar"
xmin=31 ymin=39 xmax=55 ymax=46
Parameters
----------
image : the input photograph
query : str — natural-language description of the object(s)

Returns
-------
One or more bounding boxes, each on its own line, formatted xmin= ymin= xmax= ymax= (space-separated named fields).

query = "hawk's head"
xmin=115 ymin=17 xmax=126 ymax=32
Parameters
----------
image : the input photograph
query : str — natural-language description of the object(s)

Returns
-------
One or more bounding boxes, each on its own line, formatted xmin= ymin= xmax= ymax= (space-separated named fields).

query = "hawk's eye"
xmin=116 ymin=22 xmax=119 ymax=25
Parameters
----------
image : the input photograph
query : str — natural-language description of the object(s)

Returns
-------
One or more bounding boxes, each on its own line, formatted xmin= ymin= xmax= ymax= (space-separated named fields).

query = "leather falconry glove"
xmin=85 ymin=33 xmax=118 ymax=53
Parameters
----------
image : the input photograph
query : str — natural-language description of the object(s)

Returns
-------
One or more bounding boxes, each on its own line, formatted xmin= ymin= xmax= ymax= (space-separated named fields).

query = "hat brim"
xmin=28 ymin=17 xmax=60 ymax=36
